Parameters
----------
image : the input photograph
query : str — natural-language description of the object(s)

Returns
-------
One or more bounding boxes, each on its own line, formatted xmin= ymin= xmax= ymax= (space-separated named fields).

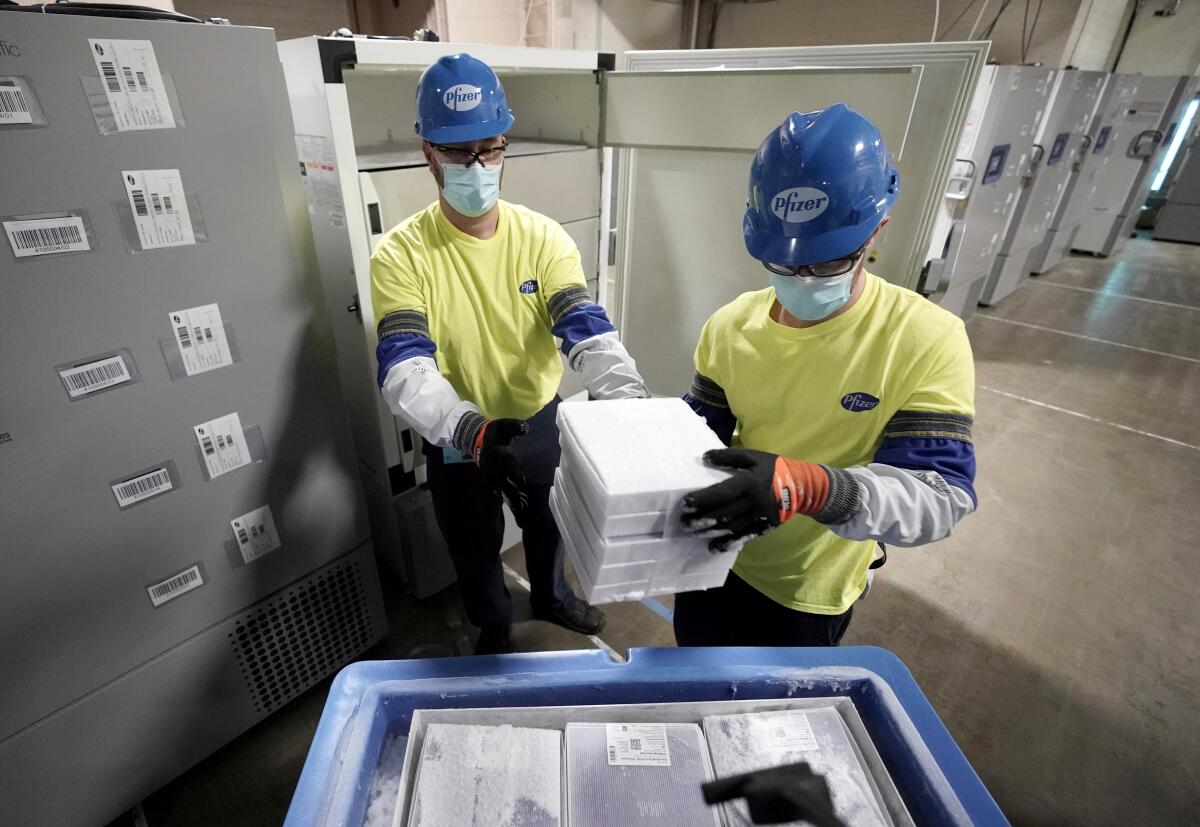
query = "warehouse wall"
xmin=1061 ymin=0 xmax=1134 ymax=69
xmin=709 ymin=0 xmax=1084 ymax=65
xmin=1117 ymin=0 xmax=1200 ymax=75
xmin=173 ymin=0 xmax=352 ymax=39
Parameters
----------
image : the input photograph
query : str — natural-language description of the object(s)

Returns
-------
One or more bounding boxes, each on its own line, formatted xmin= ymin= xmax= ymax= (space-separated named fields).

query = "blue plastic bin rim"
xmin=285 ymin=646 xmax=1007 ymax=827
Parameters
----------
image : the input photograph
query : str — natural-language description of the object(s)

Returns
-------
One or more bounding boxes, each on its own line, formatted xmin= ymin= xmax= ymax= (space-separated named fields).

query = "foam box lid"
xmin=556 ymin=398 xmax=729 ymax=516
xmin=702 ymin=708 xmax=893 ymax=827
xmin=407 ymin=723 xmax=562 ymax=827
xmin=565 ymin=722 xmax=721 ymax=827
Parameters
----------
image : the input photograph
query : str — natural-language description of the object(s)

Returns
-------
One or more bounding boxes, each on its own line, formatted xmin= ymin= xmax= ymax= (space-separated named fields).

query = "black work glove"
xmin=680 ymin=447 xmax=833 ymax=553
xmin=702 ymin=762 xmax=845 ymax=827
xmin=471 ymin=418 xmax=530 ymax=527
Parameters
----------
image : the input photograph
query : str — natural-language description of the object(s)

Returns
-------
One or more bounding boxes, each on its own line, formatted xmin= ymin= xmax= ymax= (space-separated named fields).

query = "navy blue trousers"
xmin=423 ymin=397 xmax=572 ymax=633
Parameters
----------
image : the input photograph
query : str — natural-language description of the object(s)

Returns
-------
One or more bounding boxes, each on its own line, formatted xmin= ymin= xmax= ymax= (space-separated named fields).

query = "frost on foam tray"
xmin=555 ymin=398 xmax=729 ymax=520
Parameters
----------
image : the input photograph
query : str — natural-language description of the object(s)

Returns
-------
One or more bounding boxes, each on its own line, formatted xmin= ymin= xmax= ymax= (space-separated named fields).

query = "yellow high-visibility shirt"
xmin=693 ymin=273 xmax=975 ymax=614
xmin=370 ymin=200 xmax=588 ymax=420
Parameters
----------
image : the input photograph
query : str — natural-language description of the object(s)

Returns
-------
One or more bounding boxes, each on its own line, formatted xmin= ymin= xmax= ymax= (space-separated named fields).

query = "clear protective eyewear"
xmin=763 ymin=242 xmax=868 ymax=279
xmin=429 ymin=139 xmax=509 ymax=168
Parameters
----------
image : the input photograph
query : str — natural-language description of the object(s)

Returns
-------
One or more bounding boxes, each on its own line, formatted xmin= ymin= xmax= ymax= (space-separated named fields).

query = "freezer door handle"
xmin=347 ymin=291 xmax=362 ymax=324
xmin=1129 ymin=129 xmax=1163 ymax=159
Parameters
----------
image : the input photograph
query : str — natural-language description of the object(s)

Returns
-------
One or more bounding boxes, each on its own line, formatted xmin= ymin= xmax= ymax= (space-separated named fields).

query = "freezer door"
xmin=1072 ymin=74 xmax=1186 ymax=255
xmin=603 ymin=44 xmax=985 ymax=394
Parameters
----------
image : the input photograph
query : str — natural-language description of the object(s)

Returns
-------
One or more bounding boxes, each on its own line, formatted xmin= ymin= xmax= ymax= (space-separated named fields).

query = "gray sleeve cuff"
xmin=452 ymin=411 xmax=487 ymax=458
xmin=813 ymin=465 xmax=863 ymax=524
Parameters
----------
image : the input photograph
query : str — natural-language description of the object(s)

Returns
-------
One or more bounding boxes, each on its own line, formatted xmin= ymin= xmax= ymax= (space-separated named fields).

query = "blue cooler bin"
xmin=285 ymin=646 xmax=1006 ymax=826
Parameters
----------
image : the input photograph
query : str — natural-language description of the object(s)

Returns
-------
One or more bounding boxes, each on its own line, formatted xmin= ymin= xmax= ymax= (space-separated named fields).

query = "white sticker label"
xmin=193 ymin=412 xmax=252 ymax=479
xmin=147 ymin=565 xmax=203 ymax=607
xmin=0 ymin=77 xmax=33 ymax=124
xmin=746 ymin=712 xmax=819 ymax=753
xmin=169 ymin=303 xmax=233 ymax=376
xmin=122 ymin=169 xmax=195 ymax=249
xmin=88 ymin=39 xmax=176 ymax=131
xmin=231 ymin=504 xmax=282 ymax=563
xmin=605 ymin=723 xmax=671 ymax=766
xmin=4 ymin=216 xmax=90 ymax=257
xmin=112 ymin=467 xmax=174 ymax=508
xmin=59 ymin=355 xmax=132 ymax=398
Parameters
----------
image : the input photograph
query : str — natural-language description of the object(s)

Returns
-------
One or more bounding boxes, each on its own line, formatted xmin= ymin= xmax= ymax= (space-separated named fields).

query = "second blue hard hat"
xmin=744 ymin=104 xmax=900 ymax=266
xmin=414 ymin=53 xmax=515 ymax=144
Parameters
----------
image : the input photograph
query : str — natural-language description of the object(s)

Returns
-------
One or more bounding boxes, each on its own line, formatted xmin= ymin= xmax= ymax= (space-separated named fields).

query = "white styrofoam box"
xmin=703 ymin=708 xmax=893 ymax=827
xmin=556 ymin=398 xmax=729 ymax=519
xmin=406 ymin=723 xmax=562 ymax=827
xmin=550 ymin=483 xmax=731 ymax=603
xmin=558 ymin=448 xmax=669 ymax=537
xmin=565 ymin=722 xmax=722 ymax=827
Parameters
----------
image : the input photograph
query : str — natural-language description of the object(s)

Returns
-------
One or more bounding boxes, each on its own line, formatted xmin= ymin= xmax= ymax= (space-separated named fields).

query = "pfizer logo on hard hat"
xmin=443 ymin=84 xmax=483 ymax=112
xmin=771 ymin=187 xmax=830 ymax=223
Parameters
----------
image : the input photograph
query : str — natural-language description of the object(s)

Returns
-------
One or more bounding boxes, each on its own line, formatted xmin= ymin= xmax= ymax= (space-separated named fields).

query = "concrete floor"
xmin=109 ymin=235 xmax=1200 ymax=826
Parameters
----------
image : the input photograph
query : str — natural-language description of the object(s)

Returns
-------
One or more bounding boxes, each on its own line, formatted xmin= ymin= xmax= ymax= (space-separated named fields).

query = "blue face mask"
xmin=440 ymin=161 xmax=502 ymax=217
xmin=770 ymin=271 xmax=854 ymax=321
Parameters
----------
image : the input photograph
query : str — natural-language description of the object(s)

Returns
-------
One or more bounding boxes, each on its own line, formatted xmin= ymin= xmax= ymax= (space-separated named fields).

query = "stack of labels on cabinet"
xmin=703 ymin=708 xmax=892 ymax=827
xmin=550 ymin=398 xmax=735 ymax=604
xmin=407 ymin=724 xmax=561 ymax=827
xmin=565 ymin=722 xmax=721 ymax=827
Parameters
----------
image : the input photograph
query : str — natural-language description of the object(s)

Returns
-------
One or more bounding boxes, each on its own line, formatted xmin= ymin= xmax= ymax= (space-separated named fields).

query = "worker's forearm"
xmin=568 ymin=331 xmax=648 ymax=399
xmin=380 ymin=357 xmax=479 ymax=449
xmin=820 ymin=463 xmax=976 ymax=546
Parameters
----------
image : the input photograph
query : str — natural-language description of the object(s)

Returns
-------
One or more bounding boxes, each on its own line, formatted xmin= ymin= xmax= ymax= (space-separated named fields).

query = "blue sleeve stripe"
xmin=552 ymin=303 xmax=616 ymax=355
xmin=873 ymin=436 xmax=977 ymax=506
xmin=376 ymin=332 xmax=437 ymax=387
xmin=684 ymin=393 xmax=736 ymax=446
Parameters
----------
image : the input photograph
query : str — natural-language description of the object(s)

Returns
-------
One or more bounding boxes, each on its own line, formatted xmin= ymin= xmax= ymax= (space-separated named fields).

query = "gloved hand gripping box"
xmin=551 ymin=398 xmax=735 ymax=603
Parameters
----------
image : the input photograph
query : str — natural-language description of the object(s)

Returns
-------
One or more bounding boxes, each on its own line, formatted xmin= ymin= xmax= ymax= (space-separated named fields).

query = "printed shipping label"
xmin=122 ymin=169 xmax=195 ymax=249
xmin=231 ymin=504 xmax=282 ymax=563
xmin=88 ymin=39 xmax=176 ymax=131
xmin=0 ymin=77 xmax=33 ymax=124
xmin=193 ymin=412 xmax=251 ymax=479
xmin=147 ymin=564 xmax=203 ymax=607
xmin=112 ymin=466 xmax=173 ymax=508
xmin=746 ymin=712 xmax=819 ymax=753
xmin=59 ymin=354 xmax=131 ymax=398
xmin=4 ymin=216 xmax=90 ymax=257
xmin=605 ymin=723 xmax=672 ymax=766
xmin=169 ymin=303 xmax=233 ymax=376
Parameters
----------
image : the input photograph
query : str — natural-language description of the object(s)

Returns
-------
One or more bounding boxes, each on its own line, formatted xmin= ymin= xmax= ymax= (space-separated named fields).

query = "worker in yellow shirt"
xmin=371 ymin=54 xmax=648 ymax=654
xmin=678 ymin=104 xmax=978 ymax=646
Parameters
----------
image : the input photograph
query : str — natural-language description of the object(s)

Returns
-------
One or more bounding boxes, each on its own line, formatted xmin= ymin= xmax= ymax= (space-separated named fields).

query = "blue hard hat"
xmin=744 ymin=104 xmax=900 ymax=266
xmin=414 ymin=53 xmax=515 ymax=144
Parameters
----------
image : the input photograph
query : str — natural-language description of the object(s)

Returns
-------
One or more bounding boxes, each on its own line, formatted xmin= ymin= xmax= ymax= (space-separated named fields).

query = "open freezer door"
xmin=603 ymin=43 xmax=986 ymax=395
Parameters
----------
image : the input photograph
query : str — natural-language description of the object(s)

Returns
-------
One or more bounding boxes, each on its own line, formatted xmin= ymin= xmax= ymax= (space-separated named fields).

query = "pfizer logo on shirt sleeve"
xmin=840 ymin=392 xmax=880 ymax=412
xmin=771 ymin=187 xmax=830 ymax=223
xmin=442 ymin=84 xmax=483 ymax=112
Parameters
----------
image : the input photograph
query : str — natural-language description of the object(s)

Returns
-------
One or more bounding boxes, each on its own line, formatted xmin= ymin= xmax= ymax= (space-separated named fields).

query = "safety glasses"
xmin=429 ymin=139 xmax=509 ymax=168
xmin=763 ymin=242 xmax=868 ymax=278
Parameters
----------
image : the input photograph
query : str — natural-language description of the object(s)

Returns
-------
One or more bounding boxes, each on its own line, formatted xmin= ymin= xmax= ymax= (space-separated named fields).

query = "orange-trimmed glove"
xmin=680 ymin=448 xmax=833 ymax=553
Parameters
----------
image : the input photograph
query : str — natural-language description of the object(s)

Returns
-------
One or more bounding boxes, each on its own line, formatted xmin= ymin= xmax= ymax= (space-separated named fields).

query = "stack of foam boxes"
xmin=549 ymin=398 xmax=737 ymax=604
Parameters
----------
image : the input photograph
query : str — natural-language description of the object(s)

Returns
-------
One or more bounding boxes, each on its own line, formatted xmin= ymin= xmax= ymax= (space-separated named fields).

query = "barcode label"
xmin=605 ymin=723 xmax=671 ymax=766
xmin=193 ymin=412 xmax=251 ymax=478
xmin=231 ymin=504 xmax=282 ymax=563
xmin=89 ymin=39 xmax=176 ymax=131
xmin=4 ymin=216 xmax=90 ymax=257
xmin=122 ymin=170 xmax=194 ymax=249
xmin=100 ymin=60 xmax=121 ymax=92
xmin=147 ymin=565 xmax=203 ymax=607
xmin=112 ymin=466 xmax=174 ymax=508
xmin=59 ymin=355 xmax=132 ymax=398
xmin=169 ymin=304 xmax=233 ymax=376
xmin=0 ymin=78 xmax=32 ymax=123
